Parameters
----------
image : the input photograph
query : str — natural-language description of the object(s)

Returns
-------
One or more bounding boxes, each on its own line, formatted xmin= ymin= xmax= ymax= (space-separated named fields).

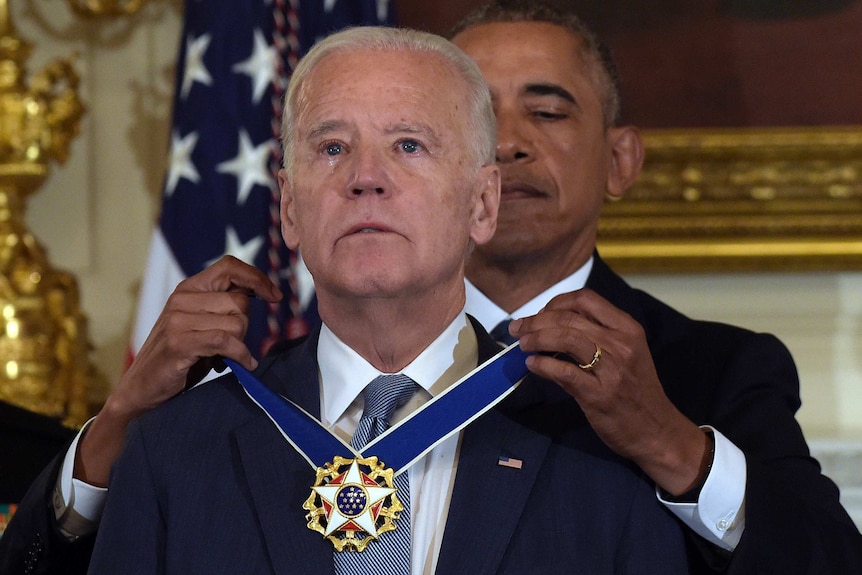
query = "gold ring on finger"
xmin=577 ymin=344 xmax=602 ymax=371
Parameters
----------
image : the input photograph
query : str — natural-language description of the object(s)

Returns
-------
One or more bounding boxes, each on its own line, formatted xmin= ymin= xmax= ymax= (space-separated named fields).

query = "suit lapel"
xmin=258 ymin=328 xmax=323 ymax=417
xmin=435 ymin=321 xmax=552 ymax=574
xmin=435 ymin=408 xmax=551 ymax=574
xmin=234 ymin=418 xmax=332 ymax=575
xmin=233 ymin=330 xmax=333 ymax=575
xmin=433 ymin=256 xmax=648 ymax=573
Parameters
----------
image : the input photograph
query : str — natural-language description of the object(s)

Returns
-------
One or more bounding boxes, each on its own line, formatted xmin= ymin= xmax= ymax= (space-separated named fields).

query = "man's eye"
xmin=399 ymin=139 xmax=421 ymax=154
xmin=533 ymin=110 xmax=567 ymax=120
xmin=324 ymin=142 xmax=343 ymax=156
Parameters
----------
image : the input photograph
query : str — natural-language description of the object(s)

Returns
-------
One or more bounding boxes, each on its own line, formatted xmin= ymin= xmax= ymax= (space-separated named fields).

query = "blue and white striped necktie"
xmin=334 ymin=373 xmax=418 ymax=575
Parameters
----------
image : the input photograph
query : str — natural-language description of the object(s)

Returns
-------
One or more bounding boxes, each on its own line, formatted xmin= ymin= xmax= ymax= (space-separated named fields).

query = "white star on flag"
xmin=181 ymin=34 xmax=213 ymax=99
xmin=281 ymin=250 xmax=315 ymax=311
xmin=165 ymin=130 xmax=200 ymax=197
xmin=216 ymin=129 xmax=272 ymax=205
xmin=376 ymin=0 xmax=389 ymax=21
xmin=232 ymin=28 xmax=279 ymax=104
xmin=210 ymin=226 xmax=264 ymax=267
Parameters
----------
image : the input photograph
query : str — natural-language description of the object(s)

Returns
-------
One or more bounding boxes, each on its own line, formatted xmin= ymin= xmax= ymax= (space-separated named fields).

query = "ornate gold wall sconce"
xmin=65 ymin=0 xmax=151 ymax=18
xmin=0 ymin=0 xmax=100 ymax=427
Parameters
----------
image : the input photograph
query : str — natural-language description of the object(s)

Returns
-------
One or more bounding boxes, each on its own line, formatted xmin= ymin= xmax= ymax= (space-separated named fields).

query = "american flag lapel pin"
xmin=497 ymin=455 xmax=523 ymax=469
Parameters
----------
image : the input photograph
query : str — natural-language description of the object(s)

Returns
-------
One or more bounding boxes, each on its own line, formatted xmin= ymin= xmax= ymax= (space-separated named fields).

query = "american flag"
xmin=497 ymin=456 xmax=523 ymax=469
xmin=129 ymin=0 xmax=396 ymax=363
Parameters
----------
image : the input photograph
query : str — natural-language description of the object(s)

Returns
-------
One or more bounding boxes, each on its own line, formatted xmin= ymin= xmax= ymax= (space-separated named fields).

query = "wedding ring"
xmin=577 ymin=344 xmax=602 ymax=371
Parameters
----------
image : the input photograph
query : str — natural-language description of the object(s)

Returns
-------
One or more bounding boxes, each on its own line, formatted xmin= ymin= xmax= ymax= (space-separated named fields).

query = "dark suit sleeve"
xmin=616 ymin=477 xmax=690 ymax=574
xmin=87 ymin=420 xmax=165 ymax=575
xmin=716 ymin=334 xmax=862 ymax=574
xmin=671 ymin=330 xmax=862 ymax=574
xmin=589 ymin=256 xmax=862 ymax=573
xmin=0 ymin=454 xmax=95 ymax=575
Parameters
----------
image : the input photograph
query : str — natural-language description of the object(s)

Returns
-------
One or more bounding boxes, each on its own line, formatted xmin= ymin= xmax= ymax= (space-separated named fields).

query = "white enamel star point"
xmin=313 ymin=459 xmax=395 ymax=538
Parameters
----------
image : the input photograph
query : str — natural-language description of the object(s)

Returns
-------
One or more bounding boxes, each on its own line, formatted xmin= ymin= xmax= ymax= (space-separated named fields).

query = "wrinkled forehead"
xmin=294 ymin=47 xmax=473 ymax=138
xmin=303 ymin=47 xmax=465 ymax=100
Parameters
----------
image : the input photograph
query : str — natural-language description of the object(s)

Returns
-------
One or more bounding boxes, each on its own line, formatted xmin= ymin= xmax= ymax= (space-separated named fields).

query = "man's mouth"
xmin=501 ymin=180 xmax=545 ymax=199
xmin=346 ymin=222 xmax=392 ymax=235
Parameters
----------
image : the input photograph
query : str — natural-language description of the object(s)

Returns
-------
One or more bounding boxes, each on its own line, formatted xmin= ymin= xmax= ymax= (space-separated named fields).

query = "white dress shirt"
xmin=318 ymin=314 xmax=476 ymax=575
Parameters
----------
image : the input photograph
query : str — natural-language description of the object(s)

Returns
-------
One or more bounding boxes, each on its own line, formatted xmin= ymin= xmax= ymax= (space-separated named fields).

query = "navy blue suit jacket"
xmin=4 ymin=253 xmax=862 ymax=574
xmin=85 ymin=319 xmax=688 ymax=574
xmin=584 ymin=255 xmax=862 ymax=573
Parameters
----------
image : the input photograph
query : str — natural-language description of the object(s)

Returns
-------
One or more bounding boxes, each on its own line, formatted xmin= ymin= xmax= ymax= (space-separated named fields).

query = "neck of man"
xmin=466 ymin=242 xmax=594 ymax=314
xmin=316 ymin=280 xmax=466 ymax=373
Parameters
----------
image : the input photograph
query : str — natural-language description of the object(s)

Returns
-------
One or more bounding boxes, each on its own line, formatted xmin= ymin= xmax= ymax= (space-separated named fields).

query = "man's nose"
xmin=495 ymin=111 xmax=532 ymax=163
xmin=347 ymin=147 xmax=390 ymax=197
xmin=351 ymin=185 xmax=385 ymax=196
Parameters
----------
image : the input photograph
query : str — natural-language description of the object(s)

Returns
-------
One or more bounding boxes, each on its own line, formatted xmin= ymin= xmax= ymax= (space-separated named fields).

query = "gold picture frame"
xmin=597 ymin=126 xmax=862 ymax=273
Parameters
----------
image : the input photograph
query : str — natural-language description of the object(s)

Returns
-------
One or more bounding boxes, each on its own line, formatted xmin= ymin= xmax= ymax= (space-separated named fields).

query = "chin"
xmin=483 ymin=228 xmax=541 ymax=254
xmin=328 ymin=272 xmax=407 ymax=299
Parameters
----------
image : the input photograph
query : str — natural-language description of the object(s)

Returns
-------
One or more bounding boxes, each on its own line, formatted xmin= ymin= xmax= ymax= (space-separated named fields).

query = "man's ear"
xmin=469 ymin=164 xmax=501 ymax=246
xmin=606 ymin=126 xmax=644 ymax=199
xmin=278 ymin=168 xmax=300 ymax=249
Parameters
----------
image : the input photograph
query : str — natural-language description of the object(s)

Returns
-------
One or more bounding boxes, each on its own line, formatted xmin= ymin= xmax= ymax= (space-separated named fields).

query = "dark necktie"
xmin=334 ymin=374 xmax=418 ymax=575
xmin=490 ymin=318 xmax=518 ymax=345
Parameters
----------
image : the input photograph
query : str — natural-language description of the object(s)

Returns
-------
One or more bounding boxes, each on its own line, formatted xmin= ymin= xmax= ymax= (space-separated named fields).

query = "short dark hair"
xmin=450 ymin=0 xmax=622 ymax=128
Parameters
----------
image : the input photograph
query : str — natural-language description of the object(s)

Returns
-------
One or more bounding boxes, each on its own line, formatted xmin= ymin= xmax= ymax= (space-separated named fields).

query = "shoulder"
xmin=590 ymin=253 xmax=790 ymax=358
xmin=131 ymin=338 xmax=316 ymax=450
xmin=635 ymin=286 xmax=794 ymax=367
xmin=129 ymin=371 xmax=258 ymax=455
xmin=632 ymin=288 xmax=802 ymax=428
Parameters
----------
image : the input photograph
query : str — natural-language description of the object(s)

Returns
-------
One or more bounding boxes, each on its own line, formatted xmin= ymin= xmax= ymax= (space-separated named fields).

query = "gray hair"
xmin=281 ymin=26 xmax=496 ymax=178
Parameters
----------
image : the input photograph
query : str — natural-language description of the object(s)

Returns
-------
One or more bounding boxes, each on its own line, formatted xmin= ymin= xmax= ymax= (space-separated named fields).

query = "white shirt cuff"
xmin=658 ymin=426 xmax=746 ymax=551
xmin=54 ymin=418 xmax=108 ymax=537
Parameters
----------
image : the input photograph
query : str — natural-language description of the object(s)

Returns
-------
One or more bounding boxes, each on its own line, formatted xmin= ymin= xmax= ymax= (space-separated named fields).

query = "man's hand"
xmin=75 ymin=256 xmax=282 ymax=486
xmin=510 ymin=289 xmax=711 ymax=496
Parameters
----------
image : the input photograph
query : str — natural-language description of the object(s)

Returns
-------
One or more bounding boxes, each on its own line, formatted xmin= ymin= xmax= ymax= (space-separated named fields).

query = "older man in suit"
xmin=10 ymin=3 xmax=860 ymax=574
xmin=78 ymin=26 xmax=687 ymax=574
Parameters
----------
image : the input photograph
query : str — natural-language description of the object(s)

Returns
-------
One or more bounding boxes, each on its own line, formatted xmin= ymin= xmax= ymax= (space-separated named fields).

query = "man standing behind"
xmin=84 ymin=26 xmax=687 ymax=574
xmin=451 ymin=1 xmax=862 ymax=573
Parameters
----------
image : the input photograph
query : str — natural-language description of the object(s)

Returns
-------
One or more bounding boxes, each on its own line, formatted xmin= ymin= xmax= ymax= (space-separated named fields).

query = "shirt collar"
xmin=317 ymin=311 xmax=472 ymax=427
xmin=464 ymin=255 xmax=594 ymax=330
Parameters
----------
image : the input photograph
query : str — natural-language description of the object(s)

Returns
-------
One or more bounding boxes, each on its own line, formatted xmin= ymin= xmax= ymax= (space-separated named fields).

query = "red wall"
xmin=395 ymin=0 xmax=862 ymax=128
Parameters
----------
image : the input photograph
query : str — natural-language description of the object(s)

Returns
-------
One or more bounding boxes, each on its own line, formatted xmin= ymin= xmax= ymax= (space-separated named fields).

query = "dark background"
xmin=394 ymin=0 xmax=862 ymax=128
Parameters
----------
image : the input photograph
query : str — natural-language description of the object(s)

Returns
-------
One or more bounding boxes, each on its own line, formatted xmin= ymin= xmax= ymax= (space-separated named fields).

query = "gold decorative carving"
xmin=65 ymin=0 xmax=150 ymax=18
xmin=598 ymin=126 xmax=862 ymax=273
xmin=0 ymin=0 xmax=104 ymax=427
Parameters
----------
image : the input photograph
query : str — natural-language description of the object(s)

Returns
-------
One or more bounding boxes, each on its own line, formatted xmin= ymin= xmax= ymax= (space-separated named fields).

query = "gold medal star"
xmin=313 ymin=459 xmax=395 ymax=537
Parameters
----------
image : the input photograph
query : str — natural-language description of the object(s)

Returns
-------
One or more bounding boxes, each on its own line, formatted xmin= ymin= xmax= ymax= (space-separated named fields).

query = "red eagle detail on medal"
xmin=303 ymin=455 xmax=404 ymax=551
